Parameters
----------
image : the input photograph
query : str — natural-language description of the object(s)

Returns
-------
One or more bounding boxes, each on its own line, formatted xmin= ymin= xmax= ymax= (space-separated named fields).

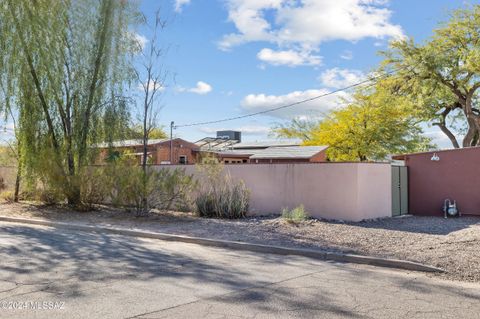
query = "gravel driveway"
xmin=0 ymin=202 xmax=479 ymax=282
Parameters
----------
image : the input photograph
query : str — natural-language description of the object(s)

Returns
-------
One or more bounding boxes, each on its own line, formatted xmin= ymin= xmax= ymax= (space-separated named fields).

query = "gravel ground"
xmin=0 ymin=202 xmax=479 ymax=282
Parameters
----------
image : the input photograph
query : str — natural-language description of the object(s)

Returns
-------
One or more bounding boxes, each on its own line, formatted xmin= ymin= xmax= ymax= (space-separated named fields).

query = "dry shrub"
xmin=195 ymin=155 xmax=249 ymax=219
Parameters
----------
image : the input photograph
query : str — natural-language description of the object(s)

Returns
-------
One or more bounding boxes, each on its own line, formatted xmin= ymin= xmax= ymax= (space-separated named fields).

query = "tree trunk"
xmin=436 ymin=123 xmax=460 ymax=148
xmin=13 ymin=163 xmax=21 ymax=202
xmin=462 ymin=91 xmax=480 ymax=147
xmin=66 ymin=151 xmax=80 ymax=207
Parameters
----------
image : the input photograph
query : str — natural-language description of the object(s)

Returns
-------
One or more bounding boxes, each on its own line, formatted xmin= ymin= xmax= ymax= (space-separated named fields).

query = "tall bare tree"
xmin=133 ymin=9 xmax=170 ymax=214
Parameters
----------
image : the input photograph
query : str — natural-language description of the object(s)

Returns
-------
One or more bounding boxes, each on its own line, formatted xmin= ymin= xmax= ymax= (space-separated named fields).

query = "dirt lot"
xmin=0 ymin=202 xmax=479 ymax=282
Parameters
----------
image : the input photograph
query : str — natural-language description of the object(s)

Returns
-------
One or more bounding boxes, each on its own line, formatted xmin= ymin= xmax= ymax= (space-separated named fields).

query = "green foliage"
xmin=195 ymin=156 xmax=250 ymax=219
xmin=281 ymin=205 xmax=310 ymax=224
xmin=150 ymin=168 xmax=198 ymax=212
xmin=303 ymin=85 xmax=434 ymax=161
xmin=0 ymin=146 xmax=17 ymax=166
xmin=380 ymin=4 xmax=480 ymax=147
xmin=276 ymin=83 xmax=434 ymax=162
xmin=0 ymin=0 xmax=141 ymax=206
xmin=0 ymin=190 xmax=14 ymax=203
xmin=78 ymin=167 xmax=111 ymax=210
xmin=271 ymin=118 xmax=317 ymax=141
xmin=273 ymin=4 xmax=480 ymax=152
xmin=125 ymin=125 xmax=168 ymax=140
xmin=105 ymin=156 xmax=197 ymax=215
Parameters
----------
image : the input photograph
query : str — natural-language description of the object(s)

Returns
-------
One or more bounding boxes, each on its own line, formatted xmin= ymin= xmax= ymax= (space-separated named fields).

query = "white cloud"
xmin=257 ymin=48 xmax=322 ymax=67
xmin=319 ymin=68 xmax=365 ymax=89
xmin=219 ymin=0 xmax=282 ymax=50
xmin=340 ymin=50 xmax=353 ymax=60
xmin=138 ymin=80 xmax=165 ymax=92
xmin=199 ymin=125 xmax=270 ymax=136
xmin=423 ymin=129 xmax=458 ymax=150
xmin=241 ymin=89 xmax=349 ymax=119
xmin=219 ymin=0 xmax=404 ymax=66
xmin=174 ymin=0 xmax=191 ymax=12
xmin=134 ymin=33 xmax=148 ymax=50
xmin=178 ymin=81 xmax=213 ymax=95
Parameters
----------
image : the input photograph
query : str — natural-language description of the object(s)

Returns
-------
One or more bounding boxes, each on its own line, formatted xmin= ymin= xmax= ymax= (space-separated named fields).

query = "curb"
xmin=0 ymin=216 xmax=444 ymax=273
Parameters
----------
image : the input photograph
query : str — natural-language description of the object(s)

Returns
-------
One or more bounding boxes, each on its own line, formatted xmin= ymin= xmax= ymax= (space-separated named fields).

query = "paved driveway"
xmin=0 ymin=221 xmax=479 ymax=319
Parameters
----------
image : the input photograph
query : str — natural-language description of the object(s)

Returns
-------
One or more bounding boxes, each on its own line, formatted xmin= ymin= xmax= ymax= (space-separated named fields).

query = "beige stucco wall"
xmin=0 ymin=163 xmax=391 ymax=221
xmin=161 ymin=163 xmax=392 ymax=221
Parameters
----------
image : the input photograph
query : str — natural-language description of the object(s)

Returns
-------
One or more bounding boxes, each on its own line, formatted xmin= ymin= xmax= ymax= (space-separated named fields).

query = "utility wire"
xmin=174 ymin=66 xmax=401 ymax=129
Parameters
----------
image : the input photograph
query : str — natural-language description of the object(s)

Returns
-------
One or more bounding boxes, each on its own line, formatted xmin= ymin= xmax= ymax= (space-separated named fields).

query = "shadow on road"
xmin=0 ymin=223 xmax=479 ymax=318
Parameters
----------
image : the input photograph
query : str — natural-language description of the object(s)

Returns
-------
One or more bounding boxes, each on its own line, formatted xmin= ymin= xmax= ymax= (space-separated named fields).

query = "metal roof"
xmin=195 ymin=137 xmax=239 ymax=151
xmin=95 ymin=139 xmax=170 ymax=148
xmin=249 ymin=146 xmax=328 ymax=159
xmin=217 ymin=149 xmax=256 ymax=157
xmin=232 ymin=140 xmax=301 ymax=149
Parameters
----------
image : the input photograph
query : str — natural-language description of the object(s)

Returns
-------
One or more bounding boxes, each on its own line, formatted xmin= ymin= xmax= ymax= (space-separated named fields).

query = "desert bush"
xmin=0 ymin=190 xmax=14 ymax=203
xmin=281 ymin=205 xmax=310 ymax=223
xmin=77 ymin=167 xmax=111 ymax=210
xmin=148 ymin=168 xmax=197 ymax=211
xmin=195 ymin=156 xmax=250 ymax=219
xmin=104 ymin=156 xmax=197 ymax=215
xmin=39 ymin=186 xmax=64 ymax=206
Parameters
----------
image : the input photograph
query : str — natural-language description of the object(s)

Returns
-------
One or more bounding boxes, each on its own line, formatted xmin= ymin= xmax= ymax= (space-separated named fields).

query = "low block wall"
xmin=158 ymin=163 xmax=392 ymax=222
xmin=0 ymin=163 xmax=393 ymax=222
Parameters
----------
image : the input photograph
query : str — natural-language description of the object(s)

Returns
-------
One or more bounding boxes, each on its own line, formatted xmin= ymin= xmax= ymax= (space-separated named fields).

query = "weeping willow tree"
xmin=0 ymin=0 xmax=140 ymax=205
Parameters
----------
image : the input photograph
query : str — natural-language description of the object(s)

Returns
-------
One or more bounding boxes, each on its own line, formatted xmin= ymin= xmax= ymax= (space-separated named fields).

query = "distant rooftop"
xmin=217 ymin=149 xmax=256 ymax=156
xmin=232 ymin=140 xmax=302 ymax=149
xmin=195 ymin=137 xmax=239 ymax=151
xmin=95 ymin=139 xmax=170 ymax=148
xmin=249 ymin=146 xmax=328 ymax=159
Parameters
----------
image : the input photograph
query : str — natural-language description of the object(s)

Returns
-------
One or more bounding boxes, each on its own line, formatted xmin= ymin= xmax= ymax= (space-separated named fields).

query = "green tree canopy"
xmin=0 ymin=0 xmax=141 ymax=205
xmin=276 ymin=82 xmax=433 ymax=162
xmin=125 ymin=125 xmax=168 ymax=140
xmin=381 ymin=5 xmax=480 ymax=148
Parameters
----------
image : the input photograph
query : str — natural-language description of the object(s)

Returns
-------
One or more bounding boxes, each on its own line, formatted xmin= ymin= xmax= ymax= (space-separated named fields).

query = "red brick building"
xmin=96 ymin=138 xmax=200 ymax=165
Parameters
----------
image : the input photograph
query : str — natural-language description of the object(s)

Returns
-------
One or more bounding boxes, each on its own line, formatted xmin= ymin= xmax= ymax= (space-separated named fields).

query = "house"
xmin=249 ymin=146 xmax=328 ymax=163
xmin=214 ymin=146 xmax=328 ymax=164
xmin=195 ymin=130 xmax=326 ymax=164
xmin=392 ymin=147 xmax=480 ymax=216
xmin=96 ymin=138 xmax=200 ymax=165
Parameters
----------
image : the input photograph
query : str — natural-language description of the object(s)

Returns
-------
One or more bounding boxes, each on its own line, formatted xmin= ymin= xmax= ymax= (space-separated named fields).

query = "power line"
xmin=173 ymin=67 xmax=400 ymax=129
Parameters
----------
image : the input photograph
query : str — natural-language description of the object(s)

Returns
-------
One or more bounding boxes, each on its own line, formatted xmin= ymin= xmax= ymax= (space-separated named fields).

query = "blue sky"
xmin=135 ymin=0 xmax=480 ymax=147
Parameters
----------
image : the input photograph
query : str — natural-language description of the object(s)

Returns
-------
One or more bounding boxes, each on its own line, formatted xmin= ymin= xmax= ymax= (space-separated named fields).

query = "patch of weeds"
xmin=281 ymin=205 xmax=310 ymax=224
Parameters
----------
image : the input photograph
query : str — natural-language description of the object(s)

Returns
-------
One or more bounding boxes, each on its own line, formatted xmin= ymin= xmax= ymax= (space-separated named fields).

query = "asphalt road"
xmin=0 ymin=221 xmax=479 ymax=319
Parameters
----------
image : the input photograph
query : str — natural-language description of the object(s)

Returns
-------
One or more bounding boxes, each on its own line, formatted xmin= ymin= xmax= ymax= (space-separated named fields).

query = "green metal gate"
xmin=392 ymin=166 xmax=408 ymax=216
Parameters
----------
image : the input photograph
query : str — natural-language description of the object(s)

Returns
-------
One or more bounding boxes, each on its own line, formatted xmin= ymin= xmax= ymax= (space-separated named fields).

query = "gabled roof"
xmin=249 ymin=146 xmax=328 ymax=159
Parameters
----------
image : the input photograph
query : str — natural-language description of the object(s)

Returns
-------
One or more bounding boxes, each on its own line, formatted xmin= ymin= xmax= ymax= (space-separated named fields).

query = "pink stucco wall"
xmin=159 ymin=163 xmax=392 ymax=221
